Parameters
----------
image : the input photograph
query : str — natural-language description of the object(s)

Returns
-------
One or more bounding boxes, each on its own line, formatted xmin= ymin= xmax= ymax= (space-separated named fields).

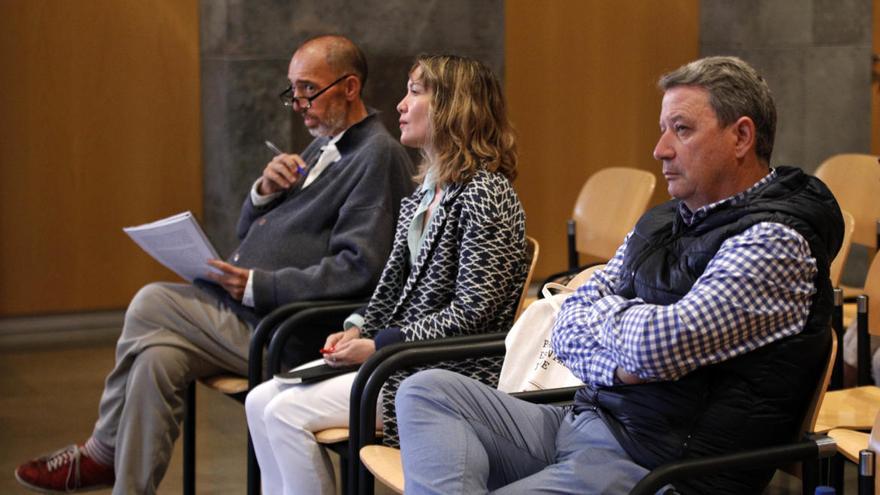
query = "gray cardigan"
xmin=198 ymin=112 xmax=414 ymax=325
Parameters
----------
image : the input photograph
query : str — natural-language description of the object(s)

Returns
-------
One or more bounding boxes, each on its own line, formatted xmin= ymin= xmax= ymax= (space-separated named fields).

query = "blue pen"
xmin=264 ymin=140 xmax=306 ymax=175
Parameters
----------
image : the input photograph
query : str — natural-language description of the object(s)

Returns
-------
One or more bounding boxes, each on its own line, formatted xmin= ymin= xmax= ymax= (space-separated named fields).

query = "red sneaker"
xmin=14 ymin=444 xmax=114 ymax=493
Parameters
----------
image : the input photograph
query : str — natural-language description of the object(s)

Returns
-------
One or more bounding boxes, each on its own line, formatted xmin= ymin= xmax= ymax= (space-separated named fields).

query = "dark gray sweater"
xmin=198 ymin=112 xmax=414 ymax=325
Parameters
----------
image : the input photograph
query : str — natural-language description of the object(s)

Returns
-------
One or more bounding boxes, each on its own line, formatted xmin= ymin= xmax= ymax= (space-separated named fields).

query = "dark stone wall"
xmin=200 ymin=0 xmax=505 ymax=255
xmin=700 ymin=0 xmax=873 ymax=172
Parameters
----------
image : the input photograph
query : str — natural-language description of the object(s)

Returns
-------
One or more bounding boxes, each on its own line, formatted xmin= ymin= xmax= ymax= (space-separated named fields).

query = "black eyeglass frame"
xmin=279 ymin=73 xmax=354 ymax=110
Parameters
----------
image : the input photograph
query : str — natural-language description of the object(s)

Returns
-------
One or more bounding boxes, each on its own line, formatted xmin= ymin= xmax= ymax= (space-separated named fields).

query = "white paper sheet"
xmin=123 ymin=211 xmax=220 ymax=282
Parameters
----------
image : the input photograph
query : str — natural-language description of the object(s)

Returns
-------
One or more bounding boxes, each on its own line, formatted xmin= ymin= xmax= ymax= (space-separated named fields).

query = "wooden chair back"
xmin=872 ymin=409 xmax=880 ymax=451
xmin=515 ymin=236 xmax=540 ymax=319
xmin=815 ymin=154 xmax=880 ymax=250
xmin=865 ymin=254 xmax=880 ymax=337
xmin=565 ymin=264 xmax=606 ymax=290
xmin=830 ymin=210 xmax=855 ymax=288
xmin=871 ymin=411 xmax=880 ymax=494
xmin=572 ymin=167 xmax=655 ymax=263
xmin=802 ymin=329 xmax=838 ymax=435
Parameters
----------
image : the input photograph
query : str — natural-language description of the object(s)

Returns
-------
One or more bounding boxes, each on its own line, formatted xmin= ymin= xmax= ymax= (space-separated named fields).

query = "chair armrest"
xmin=354 ymin=333 xmax=508 ymax=443
xmin=628 ymin=435 xmax=837 ymax=495
xmin=247 ymin=299 xmax=368 ymax=389
xmin=349 ymin=333 xmax=507 ymax=493
xmin=510 ymin=386 xmax=583 ymax=405
xmin=266 ymin=301 xmax=369 ymax=374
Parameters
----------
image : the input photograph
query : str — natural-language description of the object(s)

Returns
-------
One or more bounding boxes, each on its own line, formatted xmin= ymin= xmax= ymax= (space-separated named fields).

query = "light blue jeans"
xmin=396 ymin=369 xmax=649 ymax=494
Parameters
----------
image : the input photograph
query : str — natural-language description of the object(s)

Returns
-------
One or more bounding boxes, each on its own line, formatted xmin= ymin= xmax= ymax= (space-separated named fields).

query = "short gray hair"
xmin=659 ymin=56 xmax=776 ymax=164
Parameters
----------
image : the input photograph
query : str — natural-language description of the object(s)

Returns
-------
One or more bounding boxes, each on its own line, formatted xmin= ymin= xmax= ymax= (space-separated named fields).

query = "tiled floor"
xmin=0 ymin=334 xmax=247 ymax=494
xmin=0 ymin=325 xmax=399 ymax=495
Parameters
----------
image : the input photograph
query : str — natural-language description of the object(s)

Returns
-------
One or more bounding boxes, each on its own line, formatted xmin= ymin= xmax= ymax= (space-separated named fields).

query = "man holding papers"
xmin=15 ymin=34 xmax=413 ymax=495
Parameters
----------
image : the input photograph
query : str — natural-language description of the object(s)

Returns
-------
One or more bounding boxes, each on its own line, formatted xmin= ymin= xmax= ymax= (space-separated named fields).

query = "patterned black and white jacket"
xmin=361 ymin=167 xmax=528 ymax=445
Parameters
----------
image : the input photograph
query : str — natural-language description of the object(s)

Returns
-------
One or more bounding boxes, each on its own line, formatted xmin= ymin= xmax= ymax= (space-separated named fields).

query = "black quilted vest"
xmin=572 ymin=166 xmax=844 ymax=494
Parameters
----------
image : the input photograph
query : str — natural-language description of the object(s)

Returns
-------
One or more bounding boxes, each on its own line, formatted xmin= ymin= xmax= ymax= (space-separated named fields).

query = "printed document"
xmin=123 ymin=211 xmax=219 ymax=282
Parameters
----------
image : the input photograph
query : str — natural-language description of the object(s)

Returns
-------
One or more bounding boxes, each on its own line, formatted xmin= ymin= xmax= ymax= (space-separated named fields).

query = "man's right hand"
xmin=615 ymin=366 xmax=645 ymax=385
xmin=258 ymin=153 xmax=307 ymax=195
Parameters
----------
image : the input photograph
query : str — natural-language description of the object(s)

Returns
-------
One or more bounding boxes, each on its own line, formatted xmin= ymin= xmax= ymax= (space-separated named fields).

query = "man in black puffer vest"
xmin=393 ymin=56 xmax=844 ymax=494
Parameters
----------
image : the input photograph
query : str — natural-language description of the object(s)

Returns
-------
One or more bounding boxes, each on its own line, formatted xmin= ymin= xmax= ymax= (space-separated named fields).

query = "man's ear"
xmin=732 ymin=116 xmax=757 ymax=159
xmin=343 ymin=75 xmax=362 ymax=101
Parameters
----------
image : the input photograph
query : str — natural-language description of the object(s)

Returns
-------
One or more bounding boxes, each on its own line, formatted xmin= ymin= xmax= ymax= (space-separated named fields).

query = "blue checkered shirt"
xmin=551 ymin=170 xmax=818 ymax=387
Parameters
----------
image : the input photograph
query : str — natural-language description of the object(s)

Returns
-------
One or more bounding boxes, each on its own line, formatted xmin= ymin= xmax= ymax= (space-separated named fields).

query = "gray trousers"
xmin=395 ymin=369 xmax=649 ymax=495
xmin=91 ymin=282 xmax=252 ymax=495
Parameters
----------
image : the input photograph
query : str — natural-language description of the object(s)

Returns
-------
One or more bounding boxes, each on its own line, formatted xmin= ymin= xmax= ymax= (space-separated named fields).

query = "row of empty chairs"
xmin=827 ymin=410 xmax=880 ymax=494
xmin=814 ymin=153 xmax=880 ymax=494
xmin=818 ymin=283 xmax=880 ymax=493
xmin=815 ymin=153 xmax=880 ymax=299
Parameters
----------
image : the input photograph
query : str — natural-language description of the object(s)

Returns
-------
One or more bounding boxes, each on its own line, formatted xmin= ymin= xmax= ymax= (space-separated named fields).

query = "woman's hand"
xmin=324 ymin=338 xmax=376 ymax=367
xmin=323 ymin=327 xmax=360 ymax=352
xmin=323 ymin=327 xmax=363 ymax=366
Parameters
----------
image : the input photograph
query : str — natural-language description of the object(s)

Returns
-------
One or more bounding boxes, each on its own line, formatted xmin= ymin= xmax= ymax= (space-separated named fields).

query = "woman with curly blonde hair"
xmin=246 ymin=54 xmax=527 ymax=495
xmin=410 ymin=54 xmax=517 ymax=183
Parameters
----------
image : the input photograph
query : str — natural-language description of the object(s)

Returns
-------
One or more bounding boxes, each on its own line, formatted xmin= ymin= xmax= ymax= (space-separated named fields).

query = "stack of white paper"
xmin=123 ymin=211 xmax=220 ymax=282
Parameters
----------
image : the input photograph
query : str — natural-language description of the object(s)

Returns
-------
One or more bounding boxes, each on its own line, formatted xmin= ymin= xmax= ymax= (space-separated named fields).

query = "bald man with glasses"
xmin=15 ymin=34 xmax=413 ymax=495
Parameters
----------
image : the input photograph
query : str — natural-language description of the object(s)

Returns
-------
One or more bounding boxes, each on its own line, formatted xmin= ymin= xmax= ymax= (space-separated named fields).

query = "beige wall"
xmin=506 ymin=0 xmax=700 ymax=277
xmin=0 ymin=1 xmax=202 ymax=316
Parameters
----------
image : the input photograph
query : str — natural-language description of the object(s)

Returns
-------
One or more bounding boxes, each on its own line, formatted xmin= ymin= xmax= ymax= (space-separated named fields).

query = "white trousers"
xmin=245 ymin=360 xmax=382 ymax=495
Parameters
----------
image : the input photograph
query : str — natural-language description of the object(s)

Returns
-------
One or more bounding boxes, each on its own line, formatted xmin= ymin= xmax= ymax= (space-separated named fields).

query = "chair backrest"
xmin=815 ymin=154 xmax=880 ymax=250
xmin=864 ymin=254 xmax=880 ymax=337
xmin=802 ymin=329 xmax=838 ymax=434
xmin=873 ymin=410 xmax=880 ymax=493
xmin=830 ymin=209 xmax=855 ymax=287
xmin=514 ymin=236 xmax=540 ymax=319
xmin=872 ymin=409 xmax=880 ymax=451
xmin=572 ymin=167 xmax=656 ymax=262
xmin=566 ymin=264 xmax=606 ymax=290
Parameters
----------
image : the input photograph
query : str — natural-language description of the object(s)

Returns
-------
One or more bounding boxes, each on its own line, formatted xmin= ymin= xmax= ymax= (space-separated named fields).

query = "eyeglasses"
xmin=279 ymin=74 xmax=353 ymax=110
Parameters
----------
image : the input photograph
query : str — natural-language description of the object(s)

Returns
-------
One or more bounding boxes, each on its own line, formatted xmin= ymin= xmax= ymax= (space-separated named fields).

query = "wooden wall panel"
xmin=506 ymin=0 xmax=699 ymax=277
xmin=0 ymin=1 xmax=202 ymax=316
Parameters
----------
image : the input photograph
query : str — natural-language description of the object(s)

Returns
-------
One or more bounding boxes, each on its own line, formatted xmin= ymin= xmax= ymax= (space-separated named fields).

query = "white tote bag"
xmin=497 ymin=283 xmax=585 ymax=393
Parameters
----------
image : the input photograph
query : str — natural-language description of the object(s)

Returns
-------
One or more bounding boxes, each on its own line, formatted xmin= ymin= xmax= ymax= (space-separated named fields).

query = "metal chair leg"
xmin=339 ymin=450 xmax=349 ymax=495
xmin=830 ymin=454 xmax=845 ymax=493
xmin=802 ymin=456 xmax=820 ymax=495
xmin=247 ymin=434 xmax=260 ymax=495
xmin=183 ymin=382 xmax=196 ymax=495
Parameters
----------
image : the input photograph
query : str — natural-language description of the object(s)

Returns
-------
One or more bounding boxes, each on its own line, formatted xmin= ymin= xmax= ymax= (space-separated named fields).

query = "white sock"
xmin=82 ymin=437 xmax=114 ymax=467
